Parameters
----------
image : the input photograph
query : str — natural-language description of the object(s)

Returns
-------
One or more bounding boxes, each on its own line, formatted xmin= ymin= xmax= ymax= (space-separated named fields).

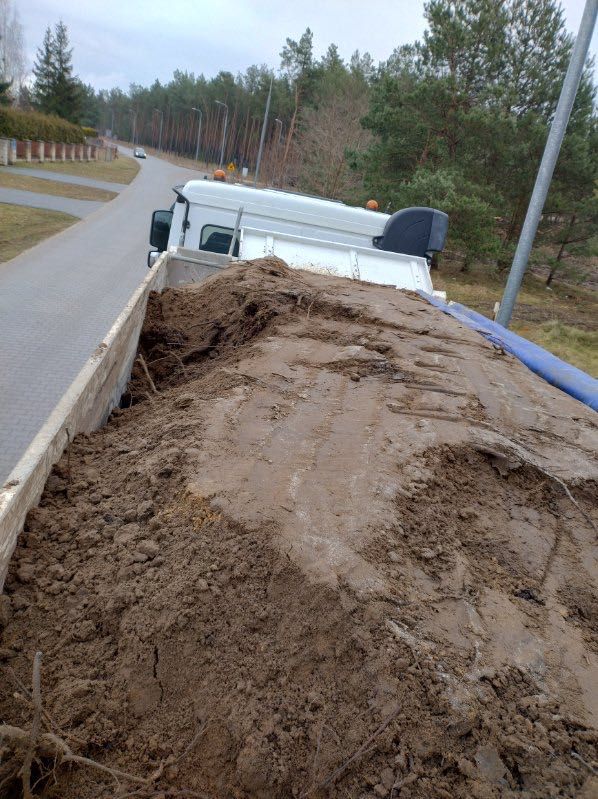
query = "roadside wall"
xmin=0 ymin=138 xmax=115 ymax=166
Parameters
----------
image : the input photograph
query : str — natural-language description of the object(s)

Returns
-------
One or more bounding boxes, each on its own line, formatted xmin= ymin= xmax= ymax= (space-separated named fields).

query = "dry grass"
xmin=511 ymin=320 xmax=598 ymax=377
xmin=0 ymin=171 xmax=117 ymax=201
xmin=433 ymin=260 xmax=598 ymax=376
xmin=0 ymin=204 xmax=76 ymax=263
xmin=15 ymin=155 xmax=140 ymax=184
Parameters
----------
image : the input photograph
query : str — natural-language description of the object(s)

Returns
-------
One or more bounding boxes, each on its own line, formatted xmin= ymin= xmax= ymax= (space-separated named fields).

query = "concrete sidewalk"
xmin=0 ymin=188 xmax=103 ymax=218
xmin=1 ymin=165 xmax=128 ymax=193
xmin=0 ymin=150 xmax=200 ymax=483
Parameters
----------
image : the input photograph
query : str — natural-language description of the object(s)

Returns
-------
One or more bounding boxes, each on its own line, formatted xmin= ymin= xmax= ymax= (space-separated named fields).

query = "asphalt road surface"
xmin=0 ymin=149 xmax=200 ymax=483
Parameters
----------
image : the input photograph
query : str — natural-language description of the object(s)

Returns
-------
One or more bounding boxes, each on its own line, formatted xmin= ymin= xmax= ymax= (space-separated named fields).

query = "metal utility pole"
xmin=129 ymin=108 xmax=137 ymax=145
xmin=274 ymin=118 xmax=283 ymax=144
xmin=215 ymin=100 xmax=228 ymax=168
xmin=192 ymin=106 xmax=202 ymax=161
xmin=254 ymin=77 xmax=273 ymax=187
xmin=153 ymin=108 xmax=164 ymax=152
xmin=496 ymin=0 xmax=598 ymax=328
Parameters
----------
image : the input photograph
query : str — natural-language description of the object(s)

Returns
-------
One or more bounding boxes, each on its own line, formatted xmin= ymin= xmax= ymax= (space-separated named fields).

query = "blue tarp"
xmin=418 ymin=292 xmax=598 ymax=412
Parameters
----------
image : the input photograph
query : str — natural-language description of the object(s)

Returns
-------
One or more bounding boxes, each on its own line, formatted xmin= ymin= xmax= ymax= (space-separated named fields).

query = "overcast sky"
xmin=19 ymin=0 xmax=598 ymax=92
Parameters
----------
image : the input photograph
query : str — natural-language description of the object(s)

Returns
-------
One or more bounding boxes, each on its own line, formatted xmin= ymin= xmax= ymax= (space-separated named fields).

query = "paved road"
xmin=0 ymin=187 xmax=103 ymax=218
xmin=0 ymin=150 xmax=201 ymax=483
xmin=1 ymin=165 xmax=128 ymax=193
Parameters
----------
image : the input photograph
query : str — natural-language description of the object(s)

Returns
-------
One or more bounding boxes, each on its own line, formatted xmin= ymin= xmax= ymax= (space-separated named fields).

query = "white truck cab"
xmin=149 ymin=180 xmax=448 ymax=294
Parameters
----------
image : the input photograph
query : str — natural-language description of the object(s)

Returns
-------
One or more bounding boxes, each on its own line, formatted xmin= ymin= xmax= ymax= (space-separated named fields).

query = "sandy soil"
xmin=1 ymin=258 xmax=597 ymax=798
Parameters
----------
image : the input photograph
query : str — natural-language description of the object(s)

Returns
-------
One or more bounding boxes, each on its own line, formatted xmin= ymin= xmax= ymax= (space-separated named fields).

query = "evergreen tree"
xmin=349 ymin=50 xmax=375 ymax=81
xmin=77 ymin=82 xmax=99 ymax=128
xmin=31 ymin=21 xmax=80 ymax=122
xmin=52 ymin=21 xmax=80 ymax=122
xmin=32 ymin=27 xmax=55 ymax=113
xmin=320 ymin=44 xmax=344 ymax=72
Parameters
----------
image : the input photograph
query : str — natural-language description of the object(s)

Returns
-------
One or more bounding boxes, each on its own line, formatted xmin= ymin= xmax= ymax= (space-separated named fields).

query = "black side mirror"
xmin=150 ymin=209 xmax=173 ymax=251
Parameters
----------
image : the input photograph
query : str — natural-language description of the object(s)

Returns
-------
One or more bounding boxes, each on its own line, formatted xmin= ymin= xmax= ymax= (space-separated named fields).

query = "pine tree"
xmin=32 ymin=26 xmax=56 ymax=113
xmin=78 ymin=82 xmax=99 ymax=127
xmin=31 ymin=21 xmax=80 ymax=122
xmin=52 ymin=21 xmax=80 ymax=122
xmin=349 ymin=50 xmax=375 ymax=81
xmin=320 ymin=44 xmax=344 ymax=72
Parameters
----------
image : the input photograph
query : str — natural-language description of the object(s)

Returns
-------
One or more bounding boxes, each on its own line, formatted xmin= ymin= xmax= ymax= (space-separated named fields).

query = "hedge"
xmin=0 ymin=108 xmax=85 ymax=144
xmin=81 ymin=126 xmax=98 ymax=138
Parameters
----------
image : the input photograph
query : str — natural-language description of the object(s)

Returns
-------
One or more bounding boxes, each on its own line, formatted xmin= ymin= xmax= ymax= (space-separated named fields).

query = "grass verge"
xmin=0 ymin=203 xmax=77 ymax=263
xmin=510 ymin=321 xmax=598 ymax=377
xmin=0 ymin=171 xmax=117 ymax=201
xmin=434 ymin=261 xmax=598 ymax=377
xmin=15 ymin=154 xmax=140 ymax=184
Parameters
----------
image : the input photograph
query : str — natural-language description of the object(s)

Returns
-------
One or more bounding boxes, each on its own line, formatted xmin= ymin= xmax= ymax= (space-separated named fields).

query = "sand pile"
xmin=1 ymin=258 xmax=597 ymax=799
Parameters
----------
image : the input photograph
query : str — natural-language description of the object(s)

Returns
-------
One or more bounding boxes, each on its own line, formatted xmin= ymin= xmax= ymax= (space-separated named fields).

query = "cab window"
xmin=200 ymin=224 xmax=239 ymax=256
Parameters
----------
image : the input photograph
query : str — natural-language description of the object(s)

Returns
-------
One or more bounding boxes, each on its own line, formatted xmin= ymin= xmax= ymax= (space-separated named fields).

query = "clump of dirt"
xmin=1 ymin=258 xmax=597 ymax=799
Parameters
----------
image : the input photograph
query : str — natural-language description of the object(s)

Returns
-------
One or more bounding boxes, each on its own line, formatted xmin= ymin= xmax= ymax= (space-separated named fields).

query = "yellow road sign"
xmin=227 ymin=162 xmax=235 ymax=172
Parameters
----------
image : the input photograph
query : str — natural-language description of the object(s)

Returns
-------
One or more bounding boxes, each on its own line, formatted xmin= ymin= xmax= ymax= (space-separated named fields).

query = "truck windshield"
xmin=200 ymin=224 xmax=239 ymax=256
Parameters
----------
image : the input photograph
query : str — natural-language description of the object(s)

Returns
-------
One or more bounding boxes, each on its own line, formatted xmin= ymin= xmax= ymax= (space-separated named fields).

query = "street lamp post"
xmin=191 ymin=106 xmax=202 ymax=162
xmin=153 ymin=108 xmax=164 ymax=152
xmin=215 ymin=100 xmax=228 ymax=169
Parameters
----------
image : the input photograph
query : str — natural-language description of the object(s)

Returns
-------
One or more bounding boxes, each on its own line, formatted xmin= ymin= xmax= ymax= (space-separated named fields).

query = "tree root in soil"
xmin=0 ymin=652 xmax=207 ymax=798
xmin=300 ymin=704 xmax=402 ymax=798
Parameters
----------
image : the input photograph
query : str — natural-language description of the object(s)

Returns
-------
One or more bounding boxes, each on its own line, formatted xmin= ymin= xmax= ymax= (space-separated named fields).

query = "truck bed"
xmin=1 ymin=258 xmax=596 ymax=798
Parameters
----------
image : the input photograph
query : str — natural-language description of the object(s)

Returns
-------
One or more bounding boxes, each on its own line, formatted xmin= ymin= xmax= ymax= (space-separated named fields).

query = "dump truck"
xmin=147 ymin=180 xmax=449 ymax=296
xmin=0 ymin=182 xmax=597 ymax=799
